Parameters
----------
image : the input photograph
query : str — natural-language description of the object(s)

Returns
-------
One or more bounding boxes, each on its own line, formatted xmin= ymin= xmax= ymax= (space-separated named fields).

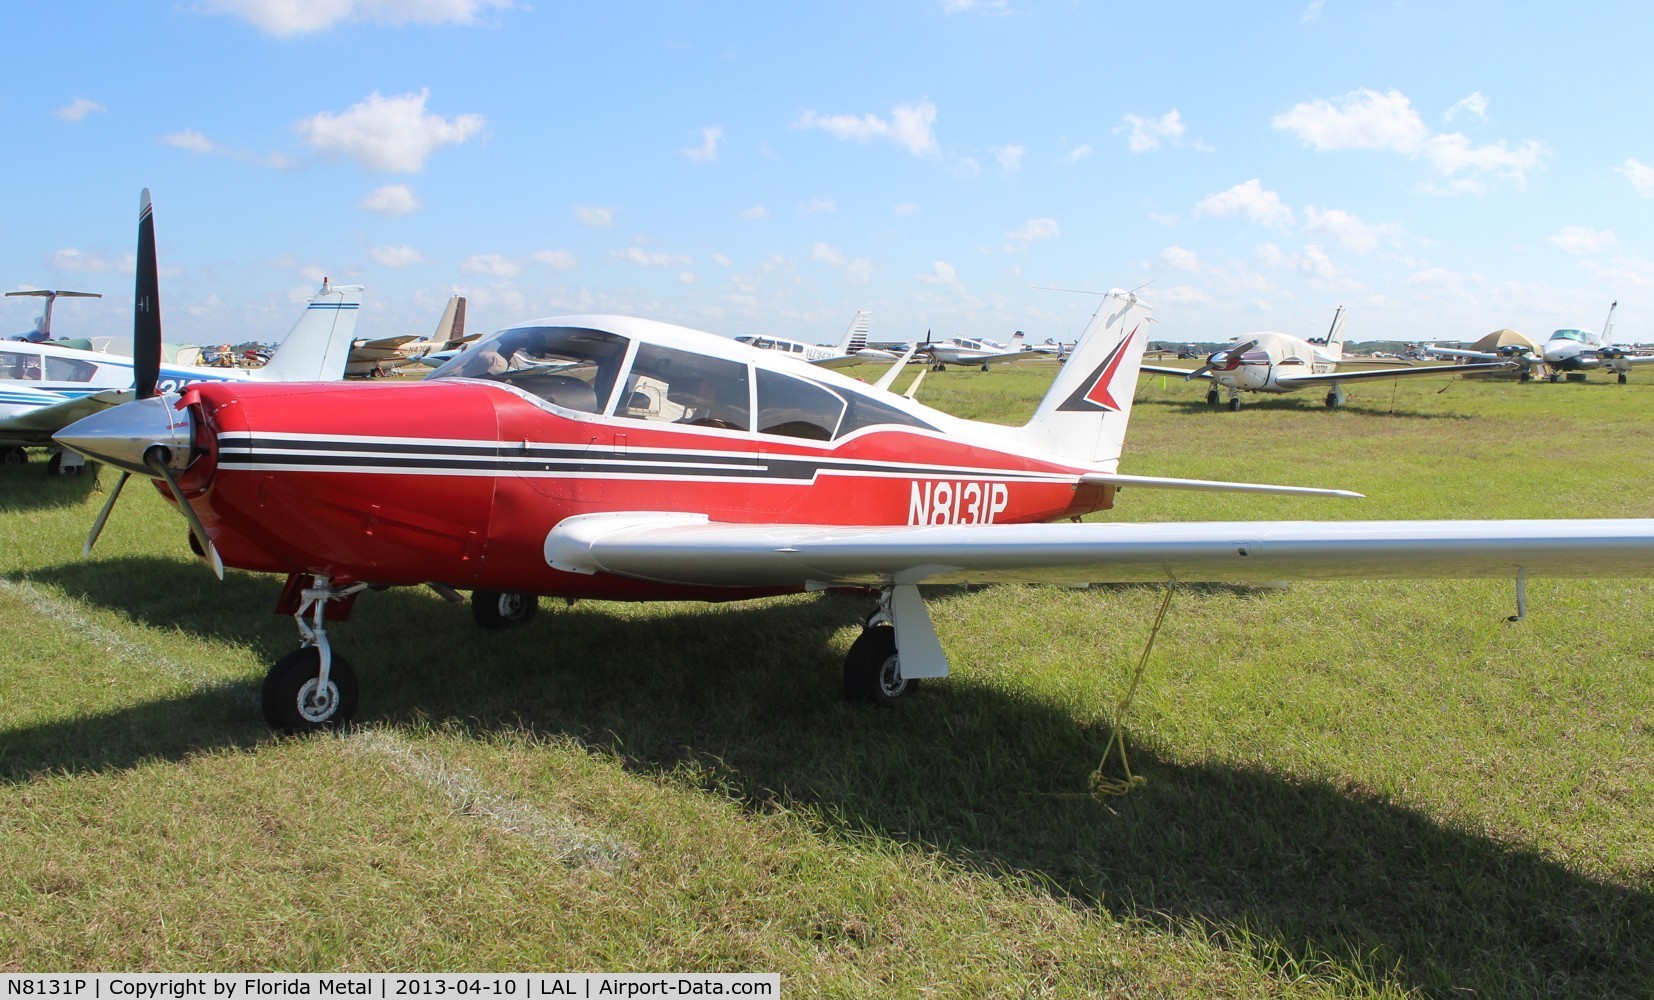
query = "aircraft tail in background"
xmin=255 ymin=280 xmax=364 ymax=382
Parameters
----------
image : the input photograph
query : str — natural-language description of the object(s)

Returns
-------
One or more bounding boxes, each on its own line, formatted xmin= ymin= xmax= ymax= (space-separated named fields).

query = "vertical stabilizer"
xmin=1012 ymin=289 xmax=1151 ymax=469
xmin=431 ymin=294 xmax=462 ymax=346
xmin=1323 ymin=305 xmax=1347 ymax=349
xmin=835 ymin=310 xmax=873 ymax=353
xmin=255 ymin=280 xmax=364 ymax=382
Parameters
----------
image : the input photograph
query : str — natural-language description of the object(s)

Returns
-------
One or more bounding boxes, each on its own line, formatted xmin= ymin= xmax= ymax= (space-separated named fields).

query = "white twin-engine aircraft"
xmin=1 ymin=274 xmax=362 ymax=473
xmin=1427 ymin=302 xmax=1654 ymax=383
xmin=1143 ymin=307 xmax=1514 ymax=410
xmin=735 ymin=310 xmax=913 ymax=369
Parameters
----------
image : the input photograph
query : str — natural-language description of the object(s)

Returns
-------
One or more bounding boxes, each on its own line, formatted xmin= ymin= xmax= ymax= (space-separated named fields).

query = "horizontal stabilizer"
xmin=1079 ymin=472 xmax=1362 ymax=498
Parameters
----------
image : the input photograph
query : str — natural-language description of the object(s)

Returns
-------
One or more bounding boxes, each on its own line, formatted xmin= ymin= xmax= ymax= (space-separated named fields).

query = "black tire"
xmin=261 ymin=648 xmax=358 ymax=733
xmin=471 ymin=589 xmax=539 ymax=630
xmin=1 ymin=447 xmax=26 ymax=466
xmin=1227 ymin=397 xmax=1242 ymax=412
xmin=980 ymin=363 xmax=989 ymax=372
xmin=1618 ymin=373 xmax=1628 ymax=384
xmin=45 ymin=451 xmax=81 ymax=476
xmin=842 ymin=625 xmax=916 ymax=704
xmin=1325 ymin=391 xmax=1340 ymax=408
xmin=1205 ymin=388 xmax=1220 ymax=407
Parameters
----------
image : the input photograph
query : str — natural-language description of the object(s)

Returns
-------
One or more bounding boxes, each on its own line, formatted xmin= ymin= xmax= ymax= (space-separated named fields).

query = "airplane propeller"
xmin=1185 ymin=338 xmax=1259 ymax=381
xmin=80 ymin=190 xmax=224 ymax=579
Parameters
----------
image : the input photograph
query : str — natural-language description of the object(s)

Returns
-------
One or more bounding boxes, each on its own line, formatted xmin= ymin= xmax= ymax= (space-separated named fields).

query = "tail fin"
xmin=430 ymin=294 xmax=464 ymax=348
xmin=1324 ymin=305 xmax=1347 ymax=348
xmin=255 ymin=279 xmax=364 ymax=382
xmin=1012 ymin=289 xmax=1151 ymax=469
xmin=1009 ymin=330 xmax=1025 ymax=350
xmin=835 ymin=310 xmax=872 ymax=353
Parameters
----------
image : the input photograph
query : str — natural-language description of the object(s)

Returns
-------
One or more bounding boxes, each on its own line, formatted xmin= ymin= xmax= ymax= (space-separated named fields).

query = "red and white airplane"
xmin=57 ymin=193 xmax=1654 ymax=732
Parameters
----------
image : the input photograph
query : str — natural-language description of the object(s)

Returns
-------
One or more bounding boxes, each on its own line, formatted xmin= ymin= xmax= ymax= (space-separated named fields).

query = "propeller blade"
xmin=145 ymin=449 xmax=224 ymax=580
xmin=1184 ymin=364 xmax=1213 ymax=381
xmin=133 ymin=189 xmax=161 ymax=400
xmin=83 ymin=471 xmax=132 ymax=555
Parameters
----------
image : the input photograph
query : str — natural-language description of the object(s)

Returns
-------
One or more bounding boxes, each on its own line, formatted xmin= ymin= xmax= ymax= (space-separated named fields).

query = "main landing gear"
xmin=1324 ymin=385 xmax=1347 ymax=409
xmin=1205 ymin=388 xmax=1221 ymax=407
xmin=840 ymin=586 xmax=949 ymax=704
xmin=471 ymin=589 xmax=539 ymax=630
xmin=262 ymin=575 xmax=368 ymax=733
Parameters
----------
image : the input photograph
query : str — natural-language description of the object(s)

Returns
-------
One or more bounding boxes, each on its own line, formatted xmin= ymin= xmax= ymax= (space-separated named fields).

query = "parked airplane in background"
xmin=6 ymin=288 xmax=102 ymax=343
xmin=1143 ymin=307 xmax=1512 ymax=410
xmin=1427 ymin=302 xmax=1653 ymax=383
xmin=2 ymin=203 xmax=362 ymax=473
xmin=734 ymin=310 xmax=911 ymax=369
xmin=918 ymin=330 xmax=1043 ymax=371
xmin=347 ymin=294 xmax=473 ymax=377
xmin=55 ymin=191 xmax=1654 ymax=733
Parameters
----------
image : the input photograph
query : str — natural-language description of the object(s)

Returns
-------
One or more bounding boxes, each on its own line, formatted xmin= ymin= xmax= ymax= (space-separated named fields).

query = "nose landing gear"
xmin=262 ymin=575 xmax=368 ymax=733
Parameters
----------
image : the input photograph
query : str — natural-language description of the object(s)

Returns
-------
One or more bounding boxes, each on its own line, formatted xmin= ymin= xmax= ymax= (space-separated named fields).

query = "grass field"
xmin=2 ymin=365 xmax=1651 ymax=996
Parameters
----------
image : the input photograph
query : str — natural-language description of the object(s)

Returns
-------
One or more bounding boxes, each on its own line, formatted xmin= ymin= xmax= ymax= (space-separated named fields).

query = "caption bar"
xmin=1 ymin=976 xmax=778 ymax=1000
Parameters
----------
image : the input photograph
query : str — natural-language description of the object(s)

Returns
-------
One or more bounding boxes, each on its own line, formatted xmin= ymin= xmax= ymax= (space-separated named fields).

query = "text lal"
xmin=907 ymin=480 xmax=1010 ymax=526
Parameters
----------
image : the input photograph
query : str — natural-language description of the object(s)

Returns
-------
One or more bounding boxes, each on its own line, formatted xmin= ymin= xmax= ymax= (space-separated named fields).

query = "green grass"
xmin=2 ymin=365 xmax=1651 ymax=996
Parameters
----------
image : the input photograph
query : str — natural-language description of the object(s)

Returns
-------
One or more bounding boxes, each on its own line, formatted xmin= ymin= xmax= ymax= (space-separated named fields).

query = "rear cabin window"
xmin=616 ymin=344 xmax=751 ymax=431
xmin=44 ymin=356 xmax=97 ymax=382
xmin=429 ymin=326 xmax=629 ymax=414
xmin=0 ymin=350 xmax=43 ymax=380
xmin=755 ymin=369 xmax=845 ymax=440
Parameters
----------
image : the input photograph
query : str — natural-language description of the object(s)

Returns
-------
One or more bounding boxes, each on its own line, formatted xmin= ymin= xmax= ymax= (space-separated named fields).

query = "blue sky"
xmin=5 ymin=1 xmax=1652 ymax=349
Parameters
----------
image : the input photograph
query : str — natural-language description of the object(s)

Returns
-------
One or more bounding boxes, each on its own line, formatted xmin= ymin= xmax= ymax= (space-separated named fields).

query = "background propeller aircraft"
xmin=1 ymin=246 xmax=362 ymax=473
xmin=1143 ymin=307 xmax=1513 ymax=410
xmin=1427 ymin=302 xmax=1654 ymax=383
xmin=734 ymin=310 xmax=912 ymax=369
xmin=5 ymin=288 xmax=102 ymax=343
xmin=56 ymin=192 xmax=1654 ymax=734
xmin=917 ymin=330 xmax=1044 ymax=371
xmin=346 ymin=294 xmax=473 ymax=377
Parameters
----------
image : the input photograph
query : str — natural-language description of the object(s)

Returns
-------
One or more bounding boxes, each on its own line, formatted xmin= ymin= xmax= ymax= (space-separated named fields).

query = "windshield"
xmin=429 ymin=326 xmax=630 ymax=414
xmin=1550 ymin=329 xmax=1591 ymax=345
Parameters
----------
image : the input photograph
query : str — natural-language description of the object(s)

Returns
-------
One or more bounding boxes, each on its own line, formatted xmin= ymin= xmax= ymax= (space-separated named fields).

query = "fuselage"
xmin=84 ymin=317 xmax=1115 ymax=601
xmin=1205 ymin=332 xmax=1339 ymax=393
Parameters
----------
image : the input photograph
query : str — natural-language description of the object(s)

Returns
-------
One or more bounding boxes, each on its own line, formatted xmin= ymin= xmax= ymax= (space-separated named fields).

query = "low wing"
xmin=1275 ymin=361 xmax=1512 ymax=386
xmin=973 ymin=349 xmax=1045 ymax=364
xmin=0 ymin=388 xmax=133 ymax=443
xmin=1425 ymin=347 xmax=1505 ymax=363
xmin=809 ymin=354 xmax=862 ymax=370
xmin=546 ymin=513 xmax=1654 ymax=588
xmin=1141 ymin=363 xmax=1212 ymax=381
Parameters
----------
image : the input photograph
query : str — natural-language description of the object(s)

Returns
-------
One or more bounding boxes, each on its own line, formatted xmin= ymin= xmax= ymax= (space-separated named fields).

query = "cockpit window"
xmin=44 ymin=356 xmax=97 ymax=382
xmin=616 ymin=343 xmax=751 ymax=431
xmin=429 ymin=326 xmax=629 ymax=414
xmin=1551 ymin=329 xmax=1590 ymax=344
xmin=0 ymin=350 xmax=43 ymax=381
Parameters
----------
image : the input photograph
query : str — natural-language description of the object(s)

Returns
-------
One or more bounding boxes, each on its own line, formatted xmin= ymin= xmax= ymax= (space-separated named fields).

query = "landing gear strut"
xmin=843 ymin=589 xmax=916 ymax=703
xmin=262 ymin=575 xmax=367 ymax=733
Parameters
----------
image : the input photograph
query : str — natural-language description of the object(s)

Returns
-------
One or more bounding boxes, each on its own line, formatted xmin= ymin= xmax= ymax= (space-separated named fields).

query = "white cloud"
xmin=614 ymin=245 xmax=692 ymax=267
xmin=809 ymin=242 xmax=844 ymax=266
xmin=1062 ymin=144 xmax=1092 ymax=165
xmin=1194 ymin=179 xmax=1294 ymax=229
xmin=1304 ymin=206 xmax=1392 ymax=254
xmin=1158 ymin=245 xmax=1200 ymax=272
xmin=460 ymin=253 xmax=520 ymax=277
xmin=798 ymin=198 xmax=836 ymax=216
xmin=1549 ymin=226 xmax=1618 ymax=255
xmin=1273 ymin=88 xmax=1429 ymax=153
xmin=1273 ymin=87 xmax=1545 ymax=192
xmin=1160 ymin=285 xmax=1212 ymax=304
xmin=530 ymin=249 xmax=577 ymax=270
xmin=49 ymin=248 xmax=129 ymax=273
xmin=942 ymin=0 xmax=1010 ymax=12
xmin=1003 ymin=218 xmax=1059 ymax=252
xmin=57 ymin=98 xmax=105 ymax=123
xmin=1618 ymin=159 xmax=1654 ymax=198
xmin=368 ymin=244 xmax=427 ymax=267
xmin=360 ymin=183 xmax=420 ymax=216
xmin=1445 ymin=91 xmax=1489 ymax=123
xmin=1301 ymin=0 xmax=1324 ymax=22
xmin=1257 ymin=242 xmax=1341 ymax=281
xmin=164 ymin=130 xmax=220 ymax=154
xmin=201 ymin=0 xmax=515 ymax=38
xmin=712 ymin=253 xmax=732 ymax=267
xmin=794 ymin=98 xmax=939 ymax=157
xmin=992 ymin=144 xmax=1024 ymax=175
xmin=918 ymin=261 xmax=959 ymax=285
xmin=739 ymin=204 xmax=769 ymax=220
xmin=845 ymin=258 xmax=874 ymax=285
xmin=1116 ymin=109 xmax=1185 ymax=153
xmin=574 ymin=205 xmax=614 ymax=228
xmin=893 ymin=202 xmax=921 ymax=216
xmin=679 ymin=271 xmax=697 ymax=285
xmin=682 ymin=125 xmax=722 ymax=163
xmin=297 ymin=89 xmax=485 ymax=172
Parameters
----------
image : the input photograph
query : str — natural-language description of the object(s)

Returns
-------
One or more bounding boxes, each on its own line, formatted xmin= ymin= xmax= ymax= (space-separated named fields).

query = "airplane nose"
xmin=55 ymin=395 xmax=195 ymax=476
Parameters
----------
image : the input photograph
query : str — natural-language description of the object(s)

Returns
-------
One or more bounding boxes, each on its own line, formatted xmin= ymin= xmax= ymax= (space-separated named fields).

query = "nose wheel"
xmin=262 ymin=648 xmax=358 ymax=732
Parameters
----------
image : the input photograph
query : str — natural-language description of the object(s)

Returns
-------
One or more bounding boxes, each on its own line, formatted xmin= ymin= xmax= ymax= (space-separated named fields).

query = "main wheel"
xmin=980 ymin=363 xmax=989 ymax=372
xmin=1205 ymin=388 xmax=1220 ymax=407
xmin=45 ymin=451 xmax=82 ymax=476
xmin=1619 ymin=373 xmax=1629 ymax=384
xmin=1 ymin=447 xmax=26 ymax=466
xmin=1227 ymin=397 xmax=1242 ymax=412
xmin=471 ymin=589 xmax=539 ymax=630
xmin=842 ymin=625 xmax=916 ymax=704
xmin=1325 ymin=390 xmax=1341 ymax=408
xmin=261 ymin=648 xmax=358 ymax=733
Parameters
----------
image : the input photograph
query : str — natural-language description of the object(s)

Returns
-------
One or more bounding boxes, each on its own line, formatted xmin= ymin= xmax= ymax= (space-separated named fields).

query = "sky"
xmin=5 ymin=1 xmax=1654 ymax=350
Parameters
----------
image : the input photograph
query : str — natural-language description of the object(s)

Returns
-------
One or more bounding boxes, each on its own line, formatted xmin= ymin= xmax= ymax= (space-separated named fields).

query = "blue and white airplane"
xmin=5 ymin=288 xmax=103 ymax=344
xmin=2 ymin=247 xmax=362 ymax=475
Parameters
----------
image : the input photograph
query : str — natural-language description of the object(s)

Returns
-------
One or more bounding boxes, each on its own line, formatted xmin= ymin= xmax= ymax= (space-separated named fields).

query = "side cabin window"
xmin=617 ymin=344 xmax=751 ymax=431
xmin=430 ymin=326 xmax=629 ymax=414
xmin=45 ymin=356 xmax=98 ymax=382
xmin=0 ymin=350 xmax=43 ymax=381
xmin=755 ymin=369 xmax=845 ymax=440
